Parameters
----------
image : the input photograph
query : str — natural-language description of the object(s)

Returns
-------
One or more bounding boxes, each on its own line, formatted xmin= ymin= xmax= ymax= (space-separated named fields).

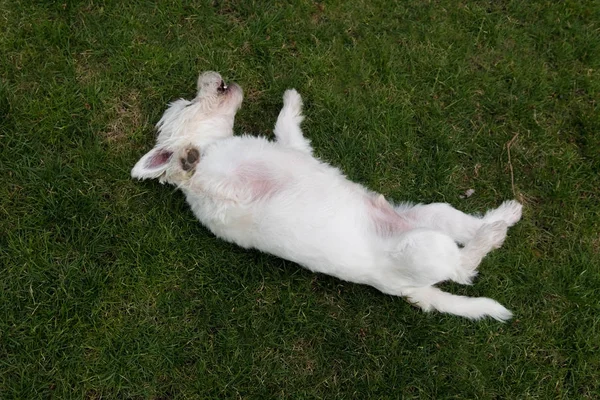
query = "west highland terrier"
xmin=132 ymin=71 xmax=522 ymax=321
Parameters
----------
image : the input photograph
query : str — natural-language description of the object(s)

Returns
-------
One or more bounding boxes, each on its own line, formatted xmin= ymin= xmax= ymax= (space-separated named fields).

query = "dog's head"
xmin=131 ymin=71 xmax=243 ymax=183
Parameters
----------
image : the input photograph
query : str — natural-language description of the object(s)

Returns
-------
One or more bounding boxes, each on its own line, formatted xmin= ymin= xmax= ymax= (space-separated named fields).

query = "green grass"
xmin=1 ymin=0 xmax=599 ymax=398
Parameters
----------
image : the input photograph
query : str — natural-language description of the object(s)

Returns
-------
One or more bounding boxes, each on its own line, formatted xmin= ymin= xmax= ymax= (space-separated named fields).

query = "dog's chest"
xmin=184 ymin=191 xmax=257 ymax=248
xmin=183 ymin=142 xmax=284 ymax=246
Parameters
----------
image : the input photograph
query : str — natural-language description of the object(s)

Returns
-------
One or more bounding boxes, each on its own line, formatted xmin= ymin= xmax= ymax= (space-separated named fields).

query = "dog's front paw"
xmin=282 ymin=89 xmax=304 ymax=120
xmin=180 ymin=147 xmax=200 ymax=172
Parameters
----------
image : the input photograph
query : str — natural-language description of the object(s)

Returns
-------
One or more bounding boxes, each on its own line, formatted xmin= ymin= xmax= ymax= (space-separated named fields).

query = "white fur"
xmin=132 ymin=72 xmax=523 ymax=322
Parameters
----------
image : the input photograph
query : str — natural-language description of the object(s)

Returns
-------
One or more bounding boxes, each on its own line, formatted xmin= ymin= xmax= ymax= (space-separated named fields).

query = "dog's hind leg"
xmin=399 ymin=200 xmax=522 ymax=245
xmin=273 ymin=89 xmax=313 ymax=155
xmin=386 ymin=229 xmax=477 ymax=287
xmin=460 ymin=221 xmax=508 ymax=272
xmin=403 ymin=203 xmax=480 ymax=244
xmin=374 ymin=229 xmax=512 ymax=320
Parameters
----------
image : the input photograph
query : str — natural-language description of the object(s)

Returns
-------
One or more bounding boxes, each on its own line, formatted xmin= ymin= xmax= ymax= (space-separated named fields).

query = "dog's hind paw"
xmin=484 ymin=200 xmax=522 ymax=227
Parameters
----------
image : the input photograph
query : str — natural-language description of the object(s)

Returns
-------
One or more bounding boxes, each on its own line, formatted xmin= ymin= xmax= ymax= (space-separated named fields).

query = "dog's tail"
xmin=405 ymin=286 xmax=512 ymax=322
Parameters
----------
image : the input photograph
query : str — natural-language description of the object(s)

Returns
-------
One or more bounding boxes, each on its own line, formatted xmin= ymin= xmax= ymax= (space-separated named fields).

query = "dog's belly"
xmin=223 ymin=180 xmax=386 ymax=283
xmin=185 ymin=136 xmax=400 ymax=283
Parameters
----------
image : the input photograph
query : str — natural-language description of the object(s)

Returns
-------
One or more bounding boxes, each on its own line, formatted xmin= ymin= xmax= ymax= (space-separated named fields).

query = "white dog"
xmin=132 ymin=71 xmax=522 ymax=321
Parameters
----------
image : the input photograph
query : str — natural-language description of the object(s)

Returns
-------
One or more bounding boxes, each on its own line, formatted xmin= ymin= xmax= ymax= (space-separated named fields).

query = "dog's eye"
xmin=217 ymin=80 xmax=227 ymax=94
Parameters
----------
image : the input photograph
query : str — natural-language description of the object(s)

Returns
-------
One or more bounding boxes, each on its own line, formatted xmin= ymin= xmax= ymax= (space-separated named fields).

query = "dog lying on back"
xmin=132 ymin=71 xmax=522 ymax=321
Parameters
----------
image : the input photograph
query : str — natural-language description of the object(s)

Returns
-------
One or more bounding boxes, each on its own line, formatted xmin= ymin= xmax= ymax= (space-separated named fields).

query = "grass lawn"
xmin=1 ymin=0 xmax=599 ymax=398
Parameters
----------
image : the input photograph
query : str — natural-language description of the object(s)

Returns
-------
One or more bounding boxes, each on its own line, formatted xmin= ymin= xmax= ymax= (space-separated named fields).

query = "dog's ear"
xmin=131 ymin=146 xmax=174 ymax=180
